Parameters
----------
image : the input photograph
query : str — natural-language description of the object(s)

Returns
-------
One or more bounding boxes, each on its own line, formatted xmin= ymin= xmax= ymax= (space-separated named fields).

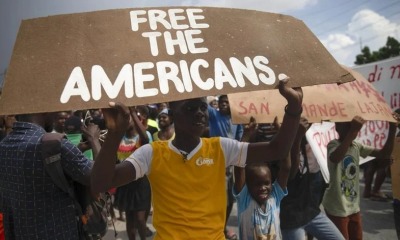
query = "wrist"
xmin=284 ymin=104 xmax=303 ymax=117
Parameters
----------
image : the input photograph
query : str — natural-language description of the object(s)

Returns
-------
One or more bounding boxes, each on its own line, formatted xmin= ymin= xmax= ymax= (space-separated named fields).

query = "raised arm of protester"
xmin=246 ymin=78 xmax=303 ymax=165
xmin=289 ymin=117 xmax=309 ymax=179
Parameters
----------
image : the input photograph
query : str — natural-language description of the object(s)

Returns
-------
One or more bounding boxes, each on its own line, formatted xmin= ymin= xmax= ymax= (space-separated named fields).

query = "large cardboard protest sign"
xmin=229 ymin=67 xmax=394 ymax=124
xmin=353 ymin=56 xmax=400 ymax=111
xmin=305 ymin=121 xmax=391 ymax=183
xmin=0 ymin=7 xmax=353 ymax=115
xmin=391 ymin=137 xmax=400 ymax=200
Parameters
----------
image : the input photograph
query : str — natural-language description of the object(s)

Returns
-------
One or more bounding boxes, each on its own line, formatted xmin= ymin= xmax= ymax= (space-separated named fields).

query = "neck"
xmin=159 ymin=126 xmax=174 ymax=139
xmin=172 ymin=135 xmax=200 ymax=153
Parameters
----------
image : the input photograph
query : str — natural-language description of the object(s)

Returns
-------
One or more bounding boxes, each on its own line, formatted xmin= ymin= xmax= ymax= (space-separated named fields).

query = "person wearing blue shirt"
xmin=208 ymin=94 xmax=243 ymax=239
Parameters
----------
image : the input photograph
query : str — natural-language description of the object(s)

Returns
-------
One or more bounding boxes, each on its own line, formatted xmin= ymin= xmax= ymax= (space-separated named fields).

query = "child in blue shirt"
xmin=234 ymin=118 xmax=295 ymax=240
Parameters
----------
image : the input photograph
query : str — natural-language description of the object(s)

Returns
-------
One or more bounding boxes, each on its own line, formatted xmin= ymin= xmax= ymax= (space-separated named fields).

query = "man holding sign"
xmin=91 ymin=79 xmax=302 ymax=239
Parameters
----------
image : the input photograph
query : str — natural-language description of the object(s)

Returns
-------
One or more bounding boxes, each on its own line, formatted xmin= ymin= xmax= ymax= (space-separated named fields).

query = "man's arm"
xmin=246 ymin=79 xmax=303 ymax=164
xmin=330 ymin=116 xmax=364 ymax=163
xmin=234 ymin=117 xmax=258 ymax=193
xmin=130 ymin=107 xmax=150 ymax=145
xmin=80 ymin=123 xmax=101 ymax=159
xmin=288 ymin=118 xmax=309 ymax=180
xmin=91 ymin=102 xmax=136 ymax=194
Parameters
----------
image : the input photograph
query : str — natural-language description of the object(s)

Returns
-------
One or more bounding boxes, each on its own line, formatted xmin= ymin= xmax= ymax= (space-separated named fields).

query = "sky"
xmin=1 ymin=0 xmax=400 ymax=86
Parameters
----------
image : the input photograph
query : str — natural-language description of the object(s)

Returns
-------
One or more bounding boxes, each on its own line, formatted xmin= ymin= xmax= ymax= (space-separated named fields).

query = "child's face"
xmin=246 ymin=166 xmax=272 ymax=205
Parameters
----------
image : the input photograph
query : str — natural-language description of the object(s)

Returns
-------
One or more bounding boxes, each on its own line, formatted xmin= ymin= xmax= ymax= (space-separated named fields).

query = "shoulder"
xmin=327 ymin=139 xmax=340 ymax=148
xmin=202 ymin=137 xmax=221 ymax=144
xmin=60 ymin=137 xmax=81 ymax=151
xmin=352 ymin=141 xmax=364 ymax=148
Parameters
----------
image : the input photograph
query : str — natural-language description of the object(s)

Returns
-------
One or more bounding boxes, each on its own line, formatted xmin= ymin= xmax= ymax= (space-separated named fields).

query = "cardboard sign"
xmin=391 ymin=137 xmax=400 ymax=200
xmin=0 ymin=7 xmax=353 ymax=115
xmin=306 ymin=121 xmax=390 ymax=183
xmin=353 ymin=56 xmax=400 ymax=111
xmin=229 ymin=67 xmax=395 ymax=124
xmin=305 ymin=122 xmax=337 ymax=183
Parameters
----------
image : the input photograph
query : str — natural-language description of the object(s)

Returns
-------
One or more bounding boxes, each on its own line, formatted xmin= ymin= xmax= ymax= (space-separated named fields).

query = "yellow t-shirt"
xmin=126 ymin=137 xmax=248 ymax=240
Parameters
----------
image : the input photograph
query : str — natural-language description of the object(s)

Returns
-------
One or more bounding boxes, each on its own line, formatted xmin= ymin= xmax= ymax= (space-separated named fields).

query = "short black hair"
xmin=245 ymin=162 xmax=271 ymax=182
xmin=136 ymin=105 xmax=150 ymax=119
xmin=65 ymin=115 xmax=82 ymax=133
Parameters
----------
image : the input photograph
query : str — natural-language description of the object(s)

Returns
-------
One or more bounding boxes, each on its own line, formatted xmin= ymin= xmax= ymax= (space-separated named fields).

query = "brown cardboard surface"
xmin=391 ymin=137 xmax=400 ymax=200
xmin=229 ymin=67 xmax=395 ymax=124
xmin=0 ymin=7 xmax=353 ymax=115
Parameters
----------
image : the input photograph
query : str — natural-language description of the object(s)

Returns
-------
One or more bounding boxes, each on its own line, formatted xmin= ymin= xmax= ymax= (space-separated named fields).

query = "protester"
xmin=52 ymin=111 xmax=70 ymax=134
xmin=90 ymin=79 xmax=303 ymax=239
xmin=0 ymin=115 xmax=12 ymax=240
xmin=207 ymin=96 xmax=219 ymax=109
xmin=147 ymin=104 xmax=160 ymax=134
xmin=152 ymin=108 xmax=175 ymax=141
xmin=114 ymin=106 xmax=152 ymax=240
xmin=363 ymin=157 xmax=391 ymax=201
xmin=362 ymin=121 xmax=392 ymax=202
xmin=0 ymin=111 xmax=100 ymax=239
xmin=208 ymin=94 xmax=244 ymax=240
xmin=233 ymin=116 xmax=292 ymax=240
xmin=280 ymin=118 xmax=344 ymax=240
xmin=322 ymin=115 xmax=398 ymax=240
xmin=64 ymin=115 xmax=94 ymax=160
xmin=138 ymin=105 xmax=158 ymax=137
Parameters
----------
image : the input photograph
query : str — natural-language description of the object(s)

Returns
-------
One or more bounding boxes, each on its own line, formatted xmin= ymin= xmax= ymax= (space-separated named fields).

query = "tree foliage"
xmin=354 ymin=36 xmax=400 ymax=65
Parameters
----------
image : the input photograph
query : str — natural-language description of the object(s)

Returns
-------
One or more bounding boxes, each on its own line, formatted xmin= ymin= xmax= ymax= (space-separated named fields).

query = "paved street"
xmin=104 ymin=174 xmax=397 ymax=240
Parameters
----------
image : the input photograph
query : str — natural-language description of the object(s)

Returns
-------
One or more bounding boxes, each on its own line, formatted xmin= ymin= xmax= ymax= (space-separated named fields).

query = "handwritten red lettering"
xmin=338 ymin=82 xmax=351 ymax=92
xmin=238 ymin=101 xmax=269 ymax=115
xmin=238 ymin=101 xmax=248 ymax=115
xmin=248 ymin=103 xmax=258 ymax=115
xmin=359 ymin=121 xmax=389 ymax=149
xmin=261 ymin=102 xmax=269 ymax=114
xmin=391 ymin=92 xmax=399 ymax=109
xmin=337 ymin=102 xmax=347 ymax=117
xmin=312 ymin=125 xmax=338 ymax=159
xmin=368 ymin=65 xmax=383 ymax=82
xmin=368 ymin=84 xmax=387 ymax=103
xmin=303 ymin=102 xmax=347 ymax=118
xmin=390 ymin=64 xmax=400 ymax=79
xmin=376 ymin=103 xmax=392 ymax=116
xmin=348 ymin=81 xmax=361 ymax=94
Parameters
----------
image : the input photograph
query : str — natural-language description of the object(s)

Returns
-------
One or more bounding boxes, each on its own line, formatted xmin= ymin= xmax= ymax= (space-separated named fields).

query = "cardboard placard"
xmin=0 ymin=7 xmax=353 ymax=115
xmin=352 ymin=56 xmax=400 ymax=111
xmin=229 ymin=67 xmax=395 ymax=124
xmin=391 ymin=137 xmax=400 ymax=200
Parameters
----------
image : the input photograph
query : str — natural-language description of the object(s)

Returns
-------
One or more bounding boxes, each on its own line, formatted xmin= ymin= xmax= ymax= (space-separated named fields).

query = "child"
xmin=322 ymin=115 xmax=398 ymax=240
xmin=233 ymin=117 xmax=292 ymax=240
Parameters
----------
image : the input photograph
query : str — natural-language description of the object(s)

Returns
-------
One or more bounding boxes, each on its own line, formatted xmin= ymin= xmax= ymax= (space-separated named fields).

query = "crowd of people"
xmin=0 ymin=78 xmax=400 ymax=240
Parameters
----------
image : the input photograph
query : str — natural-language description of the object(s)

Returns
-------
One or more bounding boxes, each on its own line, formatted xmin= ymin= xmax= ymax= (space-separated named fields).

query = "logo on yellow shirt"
xmin=195 ymin=157 xmax=214 ymax=166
